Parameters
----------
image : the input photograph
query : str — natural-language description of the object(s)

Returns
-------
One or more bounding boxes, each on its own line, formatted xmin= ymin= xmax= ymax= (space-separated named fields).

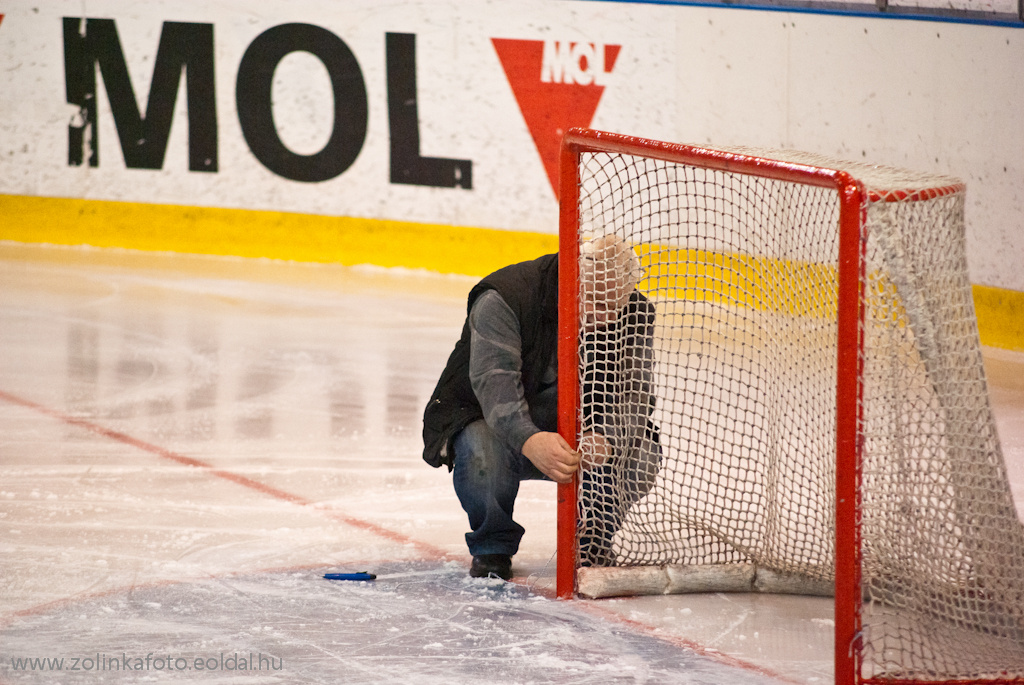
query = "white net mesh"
xmin=570 ymin=145 xmax=1024 ymax=682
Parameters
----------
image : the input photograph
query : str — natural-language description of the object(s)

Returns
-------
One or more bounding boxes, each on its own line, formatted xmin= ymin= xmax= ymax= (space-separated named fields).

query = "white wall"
xmin=1 ymin=0 xmax=1020 ymax=288
xmin=670 ymin=8 xmax=1024 ymax=289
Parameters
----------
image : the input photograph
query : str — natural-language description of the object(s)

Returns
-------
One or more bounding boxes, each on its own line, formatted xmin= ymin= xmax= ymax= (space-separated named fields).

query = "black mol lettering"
xmin=236 ymin=23 xmax=367 ymax=183
xmin=61 ymin=18 xmax=472 ymax=188
xmin=63 ymin=18 xmax=217 ymax=171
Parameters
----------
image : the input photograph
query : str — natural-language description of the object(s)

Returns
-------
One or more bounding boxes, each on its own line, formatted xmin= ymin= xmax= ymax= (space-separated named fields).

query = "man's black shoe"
xmin=469 ymin=554 xmax=512 ymax=581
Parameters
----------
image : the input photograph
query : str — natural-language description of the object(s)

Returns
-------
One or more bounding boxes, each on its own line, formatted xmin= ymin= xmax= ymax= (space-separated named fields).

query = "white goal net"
xmin=558 ymin=129 xmax=1024 ymax=684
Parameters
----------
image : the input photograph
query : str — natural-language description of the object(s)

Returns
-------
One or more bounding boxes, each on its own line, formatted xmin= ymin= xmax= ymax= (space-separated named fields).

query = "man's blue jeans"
xmin=452 ymin=418 xmax=660 ymax=561
xmin=452 ymin=419 xmax=548 ymax=557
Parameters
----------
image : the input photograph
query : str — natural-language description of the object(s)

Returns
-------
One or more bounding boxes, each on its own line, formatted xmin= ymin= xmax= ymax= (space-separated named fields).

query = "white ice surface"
xmin=1 ymin=561 xmax=788 ymax=684
xmin=1 ymin=243 xmax=1022 ymax=684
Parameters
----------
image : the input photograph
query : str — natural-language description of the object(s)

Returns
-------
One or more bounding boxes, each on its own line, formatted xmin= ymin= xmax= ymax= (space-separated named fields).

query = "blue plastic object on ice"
xmin=324 ymin=572 xmax=376 ymax=581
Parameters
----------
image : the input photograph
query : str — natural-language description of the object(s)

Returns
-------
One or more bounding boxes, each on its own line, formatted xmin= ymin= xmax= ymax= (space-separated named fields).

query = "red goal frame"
xmin=555 ymin=127 xmax=867 ymax=685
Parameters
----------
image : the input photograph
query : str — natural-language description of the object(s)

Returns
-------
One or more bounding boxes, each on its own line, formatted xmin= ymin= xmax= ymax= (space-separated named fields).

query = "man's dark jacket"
xmin=422 ymin=254 xmax=560 ymax=470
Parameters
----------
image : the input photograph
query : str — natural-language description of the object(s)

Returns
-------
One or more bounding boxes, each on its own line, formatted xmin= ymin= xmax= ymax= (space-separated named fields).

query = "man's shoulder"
xmin=487 ymin=253 xmax=558 ymax=282
xmin=469 ymin=253 xmax=558 ymax=306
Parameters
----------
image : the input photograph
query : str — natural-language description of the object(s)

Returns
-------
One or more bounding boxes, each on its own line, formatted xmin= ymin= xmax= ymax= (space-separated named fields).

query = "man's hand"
xmin=522 ymin=431 xmax=580 ymax=483
xmin=579 ymin=431 xmax=614 ymax=470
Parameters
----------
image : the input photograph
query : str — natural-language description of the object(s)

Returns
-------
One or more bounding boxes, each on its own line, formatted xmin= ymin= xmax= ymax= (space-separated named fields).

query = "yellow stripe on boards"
xmin=636 ymin=245 xmax=838 ymax=318
xmin=0 ymin=194 xmax=557 ymax=278
xmin=635 ymin=244 xmax=1024 ymax=352
xmin=2 ymin=194 xmax=1023 ymax=351
xmin=974 ymin=285 xmax=1024 ymax=352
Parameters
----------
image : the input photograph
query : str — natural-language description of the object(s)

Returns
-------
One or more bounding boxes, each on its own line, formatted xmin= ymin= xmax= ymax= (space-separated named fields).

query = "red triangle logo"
xmin=492 ymin=38 xmax=620 ymax=199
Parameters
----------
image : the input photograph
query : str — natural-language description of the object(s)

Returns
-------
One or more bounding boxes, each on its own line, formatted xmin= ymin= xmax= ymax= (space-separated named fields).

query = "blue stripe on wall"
xmin=575 ymin=0 xmax=1024 ymax=28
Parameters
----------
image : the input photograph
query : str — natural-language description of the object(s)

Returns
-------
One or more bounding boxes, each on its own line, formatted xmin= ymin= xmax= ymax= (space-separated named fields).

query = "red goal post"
xmin=556 ymin=128 xmax=1024 ymax=685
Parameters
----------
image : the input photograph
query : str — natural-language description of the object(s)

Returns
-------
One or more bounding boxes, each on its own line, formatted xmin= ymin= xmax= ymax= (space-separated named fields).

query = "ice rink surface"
xmin=2 ymin=243 xmax=1022 ymax=684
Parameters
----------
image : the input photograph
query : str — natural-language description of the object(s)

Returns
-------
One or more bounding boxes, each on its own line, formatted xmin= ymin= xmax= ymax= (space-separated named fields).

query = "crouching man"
xmin=422 ymin=235 xmax=661 ymax=580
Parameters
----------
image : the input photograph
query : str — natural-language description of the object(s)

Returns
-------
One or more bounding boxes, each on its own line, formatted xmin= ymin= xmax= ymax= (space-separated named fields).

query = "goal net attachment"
xmin=556 ymin=128 xmax=1024 ymax=685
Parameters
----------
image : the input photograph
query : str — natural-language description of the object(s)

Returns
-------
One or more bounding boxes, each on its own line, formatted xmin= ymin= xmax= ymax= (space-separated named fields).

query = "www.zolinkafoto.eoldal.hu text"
xmin=9 ymin=652 xmax=283 ymax=673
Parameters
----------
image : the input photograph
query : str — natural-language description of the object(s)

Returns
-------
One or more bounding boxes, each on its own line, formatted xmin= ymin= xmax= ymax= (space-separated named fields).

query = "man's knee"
xmin=454 ymin=420 xmax=509 ymax=477
xmin=456 ymin=420 xmax=496 ymax=456
xmin=458 ymin=419 xmax=494 ymax=447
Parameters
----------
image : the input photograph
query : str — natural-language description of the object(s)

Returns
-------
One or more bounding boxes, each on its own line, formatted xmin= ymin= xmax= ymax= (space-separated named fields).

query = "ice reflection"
xmin=66 ymin=321 xmax=99 ymax=411
xmin=329 ymin=381 xmax=365 ymax=437
xmin=54 ymin=291 xmax=446 ymax=448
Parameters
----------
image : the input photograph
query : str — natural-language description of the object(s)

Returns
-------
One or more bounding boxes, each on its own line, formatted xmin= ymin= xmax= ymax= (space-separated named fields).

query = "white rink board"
xmin=0 ymin=0 xmax=1022 ymax=289
xmin=0 ymin=0 xmax=677 ymax=232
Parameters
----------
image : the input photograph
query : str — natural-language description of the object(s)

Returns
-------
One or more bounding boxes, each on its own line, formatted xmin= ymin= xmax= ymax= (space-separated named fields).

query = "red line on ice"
xmin=0 ymin=389 xmax=451 ymax=562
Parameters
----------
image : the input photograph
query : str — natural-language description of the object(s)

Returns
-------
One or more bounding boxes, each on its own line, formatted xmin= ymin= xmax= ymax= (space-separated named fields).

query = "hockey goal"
xmin=556 ymin=128 xmax=1024 ymax=685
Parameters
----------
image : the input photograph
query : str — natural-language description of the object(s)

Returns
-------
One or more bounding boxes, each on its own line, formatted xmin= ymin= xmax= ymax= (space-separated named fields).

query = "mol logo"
xmin=493 ymin=38 xmax=621 ymax=198
xmin=540 ymin=39 xmax=615 ymax=86
xmin=59 ymin=19 xmax=471 ymax=188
